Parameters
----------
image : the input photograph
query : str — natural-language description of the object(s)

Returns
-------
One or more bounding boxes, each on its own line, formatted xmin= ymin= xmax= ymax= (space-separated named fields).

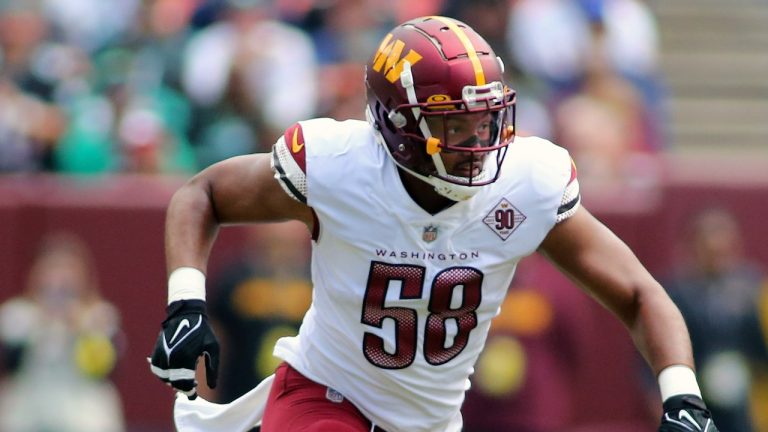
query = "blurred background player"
xmin=0 ymin=232 xmax=125 ymax=432
xmin=207 ymin=221 xmax=312 ymax=404
xmin=663 ymin=207 xmax=768 ymax=431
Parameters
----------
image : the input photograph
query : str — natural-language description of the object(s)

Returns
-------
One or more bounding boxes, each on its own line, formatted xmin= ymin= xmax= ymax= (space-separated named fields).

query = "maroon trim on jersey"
xmin=311 ymin=208 xmax=320 ymax=241
xmin=568 ymin=158 xmax=578 ymax=185
xmin=284 ymin=123 xmax=307 ymax=174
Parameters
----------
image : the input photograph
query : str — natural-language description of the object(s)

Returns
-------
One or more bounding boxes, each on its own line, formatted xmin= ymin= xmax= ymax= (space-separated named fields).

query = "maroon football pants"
xmin=261 ymin=362 xmax=385 ymax=432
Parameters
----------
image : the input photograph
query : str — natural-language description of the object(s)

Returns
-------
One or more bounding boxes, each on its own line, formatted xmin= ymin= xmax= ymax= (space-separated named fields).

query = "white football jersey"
xmin=271 ymin=119 xmax=579 ymax=432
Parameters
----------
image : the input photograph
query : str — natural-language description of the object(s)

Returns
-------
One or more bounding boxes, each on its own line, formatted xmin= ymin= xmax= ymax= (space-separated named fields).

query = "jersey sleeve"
xmin=271 ymin=122 xmax=308 ymax=204
xmin=556 ymin=158 xmax=580 ymax=223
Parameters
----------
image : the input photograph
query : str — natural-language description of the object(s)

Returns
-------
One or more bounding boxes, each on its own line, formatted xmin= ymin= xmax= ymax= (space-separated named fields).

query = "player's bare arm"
xmin=150 ymin=153 xmax=311 ymax=399
xmin=537 ymin=207 xmax=718 ymax=430
xmin=165 ymin=153 xmax=313 ymax=273
xmin=537 ymin=207 xmax=694 ymax=373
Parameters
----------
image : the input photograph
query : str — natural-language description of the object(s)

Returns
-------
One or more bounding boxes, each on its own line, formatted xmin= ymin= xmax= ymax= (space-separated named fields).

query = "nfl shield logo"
xmin=423 ymin=225 xmax=438 ymax=243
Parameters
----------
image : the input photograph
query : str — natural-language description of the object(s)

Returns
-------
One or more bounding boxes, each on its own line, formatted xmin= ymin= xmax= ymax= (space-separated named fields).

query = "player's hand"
xmin=149 ymin=300 xmax=219 ymax=400
xmin=659 ymin=394 xmax=718 ymax=431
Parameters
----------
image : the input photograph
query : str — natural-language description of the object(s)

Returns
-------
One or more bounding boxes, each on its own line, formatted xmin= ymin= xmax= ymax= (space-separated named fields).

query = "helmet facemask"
xmin=378 ymin=62 xmax=516 ymax=201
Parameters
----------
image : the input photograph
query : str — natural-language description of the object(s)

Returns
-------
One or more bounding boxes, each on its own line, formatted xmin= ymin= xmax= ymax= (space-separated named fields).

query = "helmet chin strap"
xmin=400 ymin=62 xmax=453 ymax=180
xmin=366 ymin=106 xmax=481 ymax=202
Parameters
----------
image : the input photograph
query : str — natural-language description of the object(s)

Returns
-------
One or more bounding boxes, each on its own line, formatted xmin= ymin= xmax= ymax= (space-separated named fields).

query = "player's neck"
xmin=397 ymin=169 xmax=457 ymax=215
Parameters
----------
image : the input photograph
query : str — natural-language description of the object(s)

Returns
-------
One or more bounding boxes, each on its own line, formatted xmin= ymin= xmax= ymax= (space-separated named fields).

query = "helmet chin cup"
xmin=430 ymin=177 xmax=482 ymax=201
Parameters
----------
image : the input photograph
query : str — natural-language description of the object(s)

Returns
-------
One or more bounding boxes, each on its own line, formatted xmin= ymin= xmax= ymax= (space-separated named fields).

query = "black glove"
xmin=149 ymin=300 xmax=219 ymax=399
xmin=659 ymin=394 xmax=718 ymax=432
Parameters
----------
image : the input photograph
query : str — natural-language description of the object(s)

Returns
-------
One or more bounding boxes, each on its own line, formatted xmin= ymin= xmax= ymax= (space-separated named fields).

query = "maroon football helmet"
xmin=365 ymin=16 xmax=516 ymax=201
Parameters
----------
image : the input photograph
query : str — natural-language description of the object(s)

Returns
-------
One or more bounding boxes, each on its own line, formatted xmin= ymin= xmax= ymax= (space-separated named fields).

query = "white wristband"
xmin=167 ymin=267 xmax=206 ymax=304
xmin=658 ymin=365 xmax=702 ymax=402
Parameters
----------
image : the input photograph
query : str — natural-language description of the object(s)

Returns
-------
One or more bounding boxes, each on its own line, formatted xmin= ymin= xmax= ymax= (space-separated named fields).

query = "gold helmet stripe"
xmin=430 ymin=16 xmax=486 ymax=86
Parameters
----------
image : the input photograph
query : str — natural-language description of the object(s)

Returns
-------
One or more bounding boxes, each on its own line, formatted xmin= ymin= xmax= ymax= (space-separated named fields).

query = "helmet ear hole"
xmin=388 ymin=111 xmax=408 ymax=129
xmin=374 ymin=101 xmax=397 ymax=134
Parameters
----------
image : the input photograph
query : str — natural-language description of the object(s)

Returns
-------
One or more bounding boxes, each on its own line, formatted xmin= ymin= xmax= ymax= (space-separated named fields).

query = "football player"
xmin=150 ymin=16 xmax=718 ymax=432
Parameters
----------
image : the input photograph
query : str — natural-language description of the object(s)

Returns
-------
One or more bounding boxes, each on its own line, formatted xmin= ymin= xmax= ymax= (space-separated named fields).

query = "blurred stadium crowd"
xmin=1 ymin=0 xmax=767 ymax=431
xmin=0 ymin=0 xmax=667 ymax=187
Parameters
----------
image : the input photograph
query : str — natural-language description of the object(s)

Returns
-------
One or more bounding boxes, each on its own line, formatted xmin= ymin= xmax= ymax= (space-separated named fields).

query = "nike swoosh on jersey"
xmin=162 ymin=315 xmax=203 ymax=359
xmin=291 ymin=127 xmax=304 ymax=153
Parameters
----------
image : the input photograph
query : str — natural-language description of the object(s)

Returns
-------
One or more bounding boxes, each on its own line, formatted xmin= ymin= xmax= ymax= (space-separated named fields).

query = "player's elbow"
xmin=168 ymin=173 xmax=221 ymax=226
xmin=607 ymin=273 xmax=663 ymax=330
xmin=621 ymin=276 xmax=672 ymax=332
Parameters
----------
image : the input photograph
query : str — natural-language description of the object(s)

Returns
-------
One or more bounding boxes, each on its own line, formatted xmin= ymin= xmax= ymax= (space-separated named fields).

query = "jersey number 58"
xmin=361 ymin=261 xmax=482 ymax=369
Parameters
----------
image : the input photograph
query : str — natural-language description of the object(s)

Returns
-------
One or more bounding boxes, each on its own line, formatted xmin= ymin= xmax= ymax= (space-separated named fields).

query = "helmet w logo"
xmin=372 ymin=34 xmax=422 ymax=83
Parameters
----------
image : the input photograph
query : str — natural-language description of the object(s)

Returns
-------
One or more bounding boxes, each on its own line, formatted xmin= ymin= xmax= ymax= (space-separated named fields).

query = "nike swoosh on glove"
xmin=659 ymin=394 xmax=719 ymax=432
xmin=149 ymin=300 xmax=219 ymax=400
